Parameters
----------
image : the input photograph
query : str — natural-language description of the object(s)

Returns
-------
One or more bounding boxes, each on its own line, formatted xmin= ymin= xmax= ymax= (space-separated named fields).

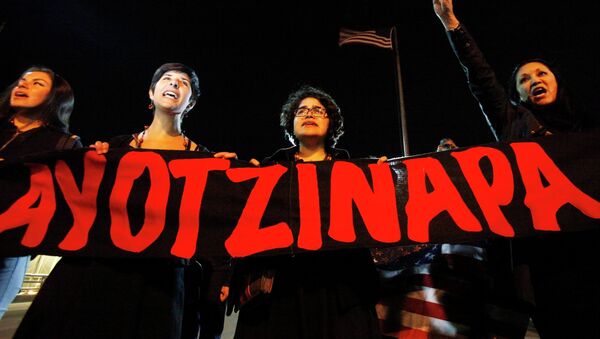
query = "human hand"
xmin=377 ymin=156 xmax=388 ymax=164
xmin=249 ymin=158 xmax=260 ymax=167
xmin=433 ymin=0 xmax=460 ymax=31
xmin=220 ymin=286 xmax=230 ymax=302
xmin=214 ymin=152 xmax=238 ymax=159
xmin=89 ymin=141 xmax=110 ymax=154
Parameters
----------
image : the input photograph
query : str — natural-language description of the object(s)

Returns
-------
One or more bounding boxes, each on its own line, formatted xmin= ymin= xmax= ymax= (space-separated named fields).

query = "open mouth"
xmin=531 ymin=87 xmax=547 ymax=97
xmin=163 ymin=91 xmax=178 ymax=99
xmin=14 ymin=91 xmax=28 ymax=98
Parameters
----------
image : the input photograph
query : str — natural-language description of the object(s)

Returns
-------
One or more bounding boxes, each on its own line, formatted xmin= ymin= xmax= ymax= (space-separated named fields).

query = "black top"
xmin=447 ymin=25 xmax=561 ymax=141
xmin=232 ymin=145 xmax=380 ymax=339
xmin=264 ymin=145 xmax=350 ymax=163
xmin=448 ymin=25 xmax=600 ymax=338
xmin=0 ymin=122 xmax=82 ymax=159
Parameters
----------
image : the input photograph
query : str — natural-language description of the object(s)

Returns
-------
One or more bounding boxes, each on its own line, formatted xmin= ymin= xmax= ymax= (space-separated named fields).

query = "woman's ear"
xmin=184 ymin=100 xmax=196 ymax=114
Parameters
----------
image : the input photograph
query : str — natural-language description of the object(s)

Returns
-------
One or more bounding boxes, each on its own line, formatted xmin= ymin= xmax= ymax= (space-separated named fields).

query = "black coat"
xmin=232 ymin=146 xmax=380 ymax=339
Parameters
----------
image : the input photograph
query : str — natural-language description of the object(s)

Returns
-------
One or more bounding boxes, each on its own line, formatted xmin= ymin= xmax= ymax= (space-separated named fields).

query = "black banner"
xmin=1 ymin=133 xmax=599 ymax=259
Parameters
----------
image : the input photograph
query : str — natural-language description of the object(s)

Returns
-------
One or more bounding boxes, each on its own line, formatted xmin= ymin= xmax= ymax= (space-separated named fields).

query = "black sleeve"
xmin=56 ymin=134 xmax=83 ymax=150
xmin=71 ymin=137 xmax=83 ymax=149
xmin=446 ymin=25 xmax=517 ymax=140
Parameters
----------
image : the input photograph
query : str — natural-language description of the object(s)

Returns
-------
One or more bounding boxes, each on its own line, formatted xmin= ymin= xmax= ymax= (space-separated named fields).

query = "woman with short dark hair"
xmin=14 ymin=62 xmax=234 ymax=339
xmin=231 ymin=86 xmax=381 ymax=339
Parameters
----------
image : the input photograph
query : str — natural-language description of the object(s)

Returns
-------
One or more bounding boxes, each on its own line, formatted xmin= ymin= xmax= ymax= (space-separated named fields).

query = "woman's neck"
xmin=132 ymin=109 xmax=191 ymax=150
xmin=297 ymin=142 xmax=328 ymax=161
xmin=11 ymin=113 xmax=43 ymax=132
xmin=147 ymin=109 xmax=183 ymax=137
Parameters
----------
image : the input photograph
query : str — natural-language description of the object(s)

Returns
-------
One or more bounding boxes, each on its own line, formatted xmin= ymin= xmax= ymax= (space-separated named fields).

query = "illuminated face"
xmin=149 ymin=71 xmax=194 ymax=114
xmin=515 ymin=62 xmax=558 ymax=107
xmin=10 ymin=71 xmax=53 ymax=109
xmin=293 ymin=97 xmax=330 ymax=144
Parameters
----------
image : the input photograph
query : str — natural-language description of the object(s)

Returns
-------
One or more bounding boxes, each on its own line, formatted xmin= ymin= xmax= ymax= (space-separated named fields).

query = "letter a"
xmin=0 ymin=164 xmax=56 ymax=247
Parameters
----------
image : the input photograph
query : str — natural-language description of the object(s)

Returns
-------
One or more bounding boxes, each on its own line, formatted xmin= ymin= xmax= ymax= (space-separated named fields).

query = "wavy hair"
xmin=0 ymin=66 xmax=74 ymax=132
xmin=280 ymin=85 xmax=344 ymax=147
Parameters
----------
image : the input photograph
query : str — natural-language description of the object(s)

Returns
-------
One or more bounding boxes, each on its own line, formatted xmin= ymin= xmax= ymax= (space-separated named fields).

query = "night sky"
xmin=2 ymin=0 xmax=599 ymax=160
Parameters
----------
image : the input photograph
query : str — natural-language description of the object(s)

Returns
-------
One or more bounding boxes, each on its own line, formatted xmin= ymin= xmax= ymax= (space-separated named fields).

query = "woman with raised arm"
xmin=433 ymin=1 xmax=598 ymax=337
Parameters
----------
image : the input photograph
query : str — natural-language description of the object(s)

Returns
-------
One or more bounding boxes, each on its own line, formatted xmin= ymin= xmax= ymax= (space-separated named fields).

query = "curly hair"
xmin=0 ymin=66 xmax=74 ymax=133
xmin=280 ymin=86 xmax=344 ymax=147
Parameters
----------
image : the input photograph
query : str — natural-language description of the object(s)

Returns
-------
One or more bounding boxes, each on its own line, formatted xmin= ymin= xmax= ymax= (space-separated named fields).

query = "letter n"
xmin=329 ymin=162 xmax=401 ymax=243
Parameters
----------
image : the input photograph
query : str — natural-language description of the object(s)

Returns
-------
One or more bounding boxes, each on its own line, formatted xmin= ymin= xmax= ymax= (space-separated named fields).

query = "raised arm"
xmin=433 ymin=0 xmax=517 ymax=140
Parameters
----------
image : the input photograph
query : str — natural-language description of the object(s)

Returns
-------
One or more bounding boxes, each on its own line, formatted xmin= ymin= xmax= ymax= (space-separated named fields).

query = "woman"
xmin=0 ymin=66 xmax=81 ymax=319
xmin=231 ymin=86 xmax=381 ymax=339
xmin=14 ymin=63 xmax=234 ymax=339
xmin=433 ymin=1 xmax=598 ymax=337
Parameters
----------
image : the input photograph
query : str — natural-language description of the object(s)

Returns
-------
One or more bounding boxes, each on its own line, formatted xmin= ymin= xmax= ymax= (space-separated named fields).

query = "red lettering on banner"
xmin=56 ymin=151 xmax=107 ymax=250
xmin=452 ymin=147 xmax=515 ymax=236
xmin=168 ymin=158 xmax=230 ymax=258
xmin=296 ymin=163 xmax=322 ymax=250
xmin=225 ymin=165 xmax=291 ymax=257
xmin=109 ymin=152 xmax=170 ymax=252
xmin=0 ymin=164 xmax=56 ymax=247
xmin=512 ymin=142 xmax=600 ymax=230
xmin=405 ymin=157 xmax=482 ymax=242
xmin=329 ymin=162 xmax=401 ymax=243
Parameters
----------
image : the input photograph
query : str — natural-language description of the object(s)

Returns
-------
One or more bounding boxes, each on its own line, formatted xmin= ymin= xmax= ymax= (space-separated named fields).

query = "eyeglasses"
xmin=294 ymin=106 xmax=328 ymax=118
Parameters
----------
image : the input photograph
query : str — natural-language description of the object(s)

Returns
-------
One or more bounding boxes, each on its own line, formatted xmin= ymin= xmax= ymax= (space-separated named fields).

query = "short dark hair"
xmin=280 ymin=86 xmax=344 ymax=147
xmin=0 ymin=66 xmax=74 ymax=132
xmin=150 ymin=62 xmax=201 ymax=101
xmin=149 ymin=63 xmax=201 ymax=115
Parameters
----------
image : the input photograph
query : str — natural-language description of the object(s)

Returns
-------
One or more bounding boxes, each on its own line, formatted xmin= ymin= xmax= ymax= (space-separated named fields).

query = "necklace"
xmin=133 ymin=127 xmax=190 ymax=150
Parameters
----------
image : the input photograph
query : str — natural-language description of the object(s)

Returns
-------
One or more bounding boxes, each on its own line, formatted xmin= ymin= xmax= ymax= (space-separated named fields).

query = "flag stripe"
xmin=399 ymin=311 xmax=470 ymax=338
xmin=338 ymin=27 xmax=393 ymax=49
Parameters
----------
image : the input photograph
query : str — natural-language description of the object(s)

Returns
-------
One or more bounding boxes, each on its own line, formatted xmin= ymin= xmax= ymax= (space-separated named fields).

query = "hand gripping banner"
xmin=1 ymin=133 xmax=599 ymax=259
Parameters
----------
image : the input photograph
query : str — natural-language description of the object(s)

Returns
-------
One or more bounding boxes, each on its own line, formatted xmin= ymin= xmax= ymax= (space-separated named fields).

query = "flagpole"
xmin=391 ymin=26 xmax=410 ymax=157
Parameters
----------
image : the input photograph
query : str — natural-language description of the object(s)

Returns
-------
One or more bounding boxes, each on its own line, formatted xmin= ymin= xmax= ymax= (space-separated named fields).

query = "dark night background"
xmin=1 ymin=0 xmax=599 ymax=160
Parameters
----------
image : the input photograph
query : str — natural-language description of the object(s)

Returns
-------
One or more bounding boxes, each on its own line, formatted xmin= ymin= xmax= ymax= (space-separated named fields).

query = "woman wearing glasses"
xmin=231 ymin=86 xmax=381 ymax=339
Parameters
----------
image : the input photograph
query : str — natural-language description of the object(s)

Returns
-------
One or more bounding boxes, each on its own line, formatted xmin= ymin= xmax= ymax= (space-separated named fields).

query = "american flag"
xmin=338 ymin=27 xmax=393 ymax=49
xmin=372 ymin=243 xmax=530 ymax=338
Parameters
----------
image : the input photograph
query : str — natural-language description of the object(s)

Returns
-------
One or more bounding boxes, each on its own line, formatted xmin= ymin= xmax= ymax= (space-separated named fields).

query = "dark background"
xmin=1 ymin=0 xmax=598 ymax=160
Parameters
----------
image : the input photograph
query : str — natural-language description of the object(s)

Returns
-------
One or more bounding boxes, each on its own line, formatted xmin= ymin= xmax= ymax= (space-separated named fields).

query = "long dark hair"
xmin=0 ymin=66 xmax=74 ymax=132
xmin=508 ymin=58 xmax=583 ymax=131
xmin=280 ymin=85 xmax=344 ymax=147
